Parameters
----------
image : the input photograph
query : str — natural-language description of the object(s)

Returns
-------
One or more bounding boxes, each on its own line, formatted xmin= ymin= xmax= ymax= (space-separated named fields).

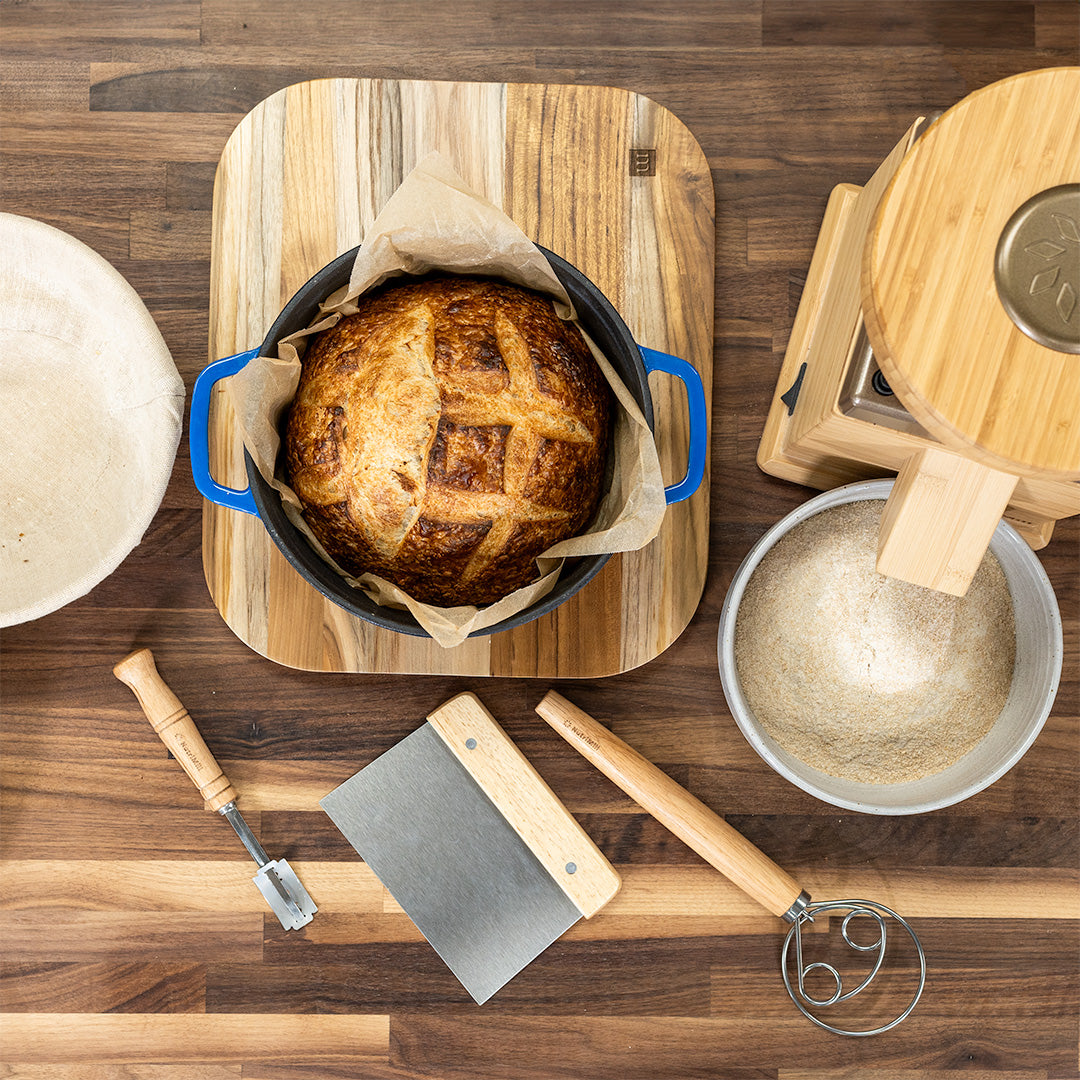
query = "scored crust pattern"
xmin=285 ymin=275 xmax=611 ymax=607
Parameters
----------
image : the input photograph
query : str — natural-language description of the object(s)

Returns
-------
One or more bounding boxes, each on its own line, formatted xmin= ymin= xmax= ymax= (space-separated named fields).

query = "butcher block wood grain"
xmin=1 ymin=2 xmax=1078 ymax=1078
xmin=203 ymin=75 xmax=714 ymax=677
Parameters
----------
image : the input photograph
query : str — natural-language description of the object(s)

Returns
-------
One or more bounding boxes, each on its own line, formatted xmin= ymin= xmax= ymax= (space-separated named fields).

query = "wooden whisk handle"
xmin=113 ymin=648 xmax=237 ymax=812
xmin=535 ymin=691 xmax=806 ymax=920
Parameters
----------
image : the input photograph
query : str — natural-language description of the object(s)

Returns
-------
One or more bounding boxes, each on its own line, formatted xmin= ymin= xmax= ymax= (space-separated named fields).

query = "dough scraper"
xmin=320 ymin=692 xmax=620 ymax=1004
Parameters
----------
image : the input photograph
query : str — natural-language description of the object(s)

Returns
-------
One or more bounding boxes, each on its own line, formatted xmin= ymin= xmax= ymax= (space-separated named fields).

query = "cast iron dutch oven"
xmin=191 ymin=246 xmax=706 ymax=638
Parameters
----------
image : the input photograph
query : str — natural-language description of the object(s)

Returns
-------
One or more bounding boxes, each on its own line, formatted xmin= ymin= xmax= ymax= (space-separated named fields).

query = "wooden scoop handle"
xmin=535 ymin=691 xmax=806 ymax=920
xmin=876 ymin=445 xmax=1018 ymax=597
xmin=113 ymin=648 xmax=237 ymax=812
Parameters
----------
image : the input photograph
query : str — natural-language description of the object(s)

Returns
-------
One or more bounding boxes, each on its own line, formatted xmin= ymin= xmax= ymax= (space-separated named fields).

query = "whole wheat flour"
xmin=734 ymin=500 xmax=1015 ymax=784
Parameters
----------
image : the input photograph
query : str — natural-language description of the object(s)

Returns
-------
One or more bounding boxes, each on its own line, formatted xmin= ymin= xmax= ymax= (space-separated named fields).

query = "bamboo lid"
xmin=863 ymin=68 xmax=1080 ymax=480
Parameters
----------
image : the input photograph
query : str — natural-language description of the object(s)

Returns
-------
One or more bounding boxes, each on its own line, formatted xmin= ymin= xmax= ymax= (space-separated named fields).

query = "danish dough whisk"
xmin=534 ymin=691 xmax=925 ymax=1037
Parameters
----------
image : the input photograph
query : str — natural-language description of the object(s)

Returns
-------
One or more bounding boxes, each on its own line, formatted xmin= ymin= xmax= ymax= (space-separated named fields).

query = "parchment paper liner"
xmin=227 ymin=153 xmax=667 ymax=647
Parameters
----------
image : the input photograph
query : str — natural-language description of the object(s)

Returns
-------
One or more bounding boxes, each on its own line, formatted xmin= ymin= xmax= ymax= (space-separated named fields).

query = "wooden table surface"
xmin=2 ymin=3 xmax=1077 ymax=1077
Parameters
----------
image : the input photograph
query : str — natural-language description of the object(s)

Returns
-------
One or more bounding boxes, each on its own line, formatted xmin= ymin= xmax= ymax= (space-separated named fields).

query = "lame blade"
xmin=253 ymin=858 xmax=317 ymax=931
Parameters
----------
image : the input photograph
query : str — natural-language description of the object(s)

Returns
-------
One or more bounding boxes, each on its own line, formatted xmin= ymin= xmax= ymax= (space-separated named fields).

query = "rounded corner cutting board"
xmin=204 ymin=77 xmax=714 ymax=677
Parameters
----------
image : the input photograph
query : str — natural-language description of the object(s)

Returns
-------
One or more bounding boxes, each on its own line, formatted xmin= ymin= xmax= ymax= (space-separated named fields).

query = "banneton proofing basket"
xmin=717 ymin=480 xmax=1063 ymax=815
xmin=191 ymin=246 xmax=706 ymax=638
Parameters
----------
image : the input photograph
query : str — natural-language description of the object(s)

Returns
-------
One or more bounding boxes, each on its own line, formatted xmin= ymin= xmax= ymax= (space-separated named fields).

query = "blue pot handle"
xmin=189 ymin=348 xmax=261 ymax=517
xmin=191 ymin=344 xmax=705 ymax=514
xmin=639 ymin=345 xmax=708 ymax=504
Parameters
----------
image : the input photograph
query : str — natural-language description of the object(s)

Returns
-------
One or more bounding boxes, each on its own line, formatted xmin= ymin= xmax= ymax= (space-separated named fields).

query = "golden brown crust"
xmin=284 ymin=274 xmax=611 ymax=606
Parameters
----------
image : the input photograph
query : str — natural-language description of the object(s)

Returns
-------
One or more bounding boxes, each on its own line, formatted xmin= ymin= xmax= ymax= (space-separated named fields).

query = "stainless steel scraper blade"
xmin=320 ymin=722 xmax=584 ymax=1004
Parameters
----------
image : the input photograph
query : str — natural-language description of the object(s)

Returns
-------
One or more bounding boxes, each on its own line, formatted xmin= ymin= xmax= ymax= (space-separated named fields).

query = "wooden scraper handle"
xmin=113 ymin=647 xmax=238 ymax=812
xmin=535 ymin=691 xmax=808 ymax=921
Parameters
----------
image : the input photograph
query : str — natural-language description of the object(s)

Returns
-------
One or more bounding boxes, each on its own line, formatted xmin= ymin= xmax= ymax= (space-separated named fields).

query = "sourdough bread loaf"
xmin=284 ymin=274 xmax=611 ymax=607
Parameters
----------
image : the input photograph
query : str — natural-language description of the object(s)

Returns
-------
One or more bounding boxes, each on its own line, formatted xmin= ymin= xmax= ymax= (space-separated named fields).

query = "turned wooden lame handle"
xmin=113 ymin=648 xmax=238 ymax=812
xmin=535 ymin=691 xmax=806 ymax=920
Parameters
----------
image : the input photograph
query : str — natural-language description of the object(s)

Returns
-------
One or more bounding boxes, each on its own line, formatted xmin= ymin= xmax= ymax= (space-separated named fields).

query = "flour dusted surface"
xmin=734 ymin=501 xmax=1015 ymax=784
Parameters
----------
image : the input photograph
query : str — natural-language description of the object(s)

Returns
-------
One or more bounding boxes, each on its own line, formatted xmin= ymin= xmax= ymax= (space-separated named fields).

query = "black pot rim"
xmin=246 ymin=246 xmax=654 ymax=639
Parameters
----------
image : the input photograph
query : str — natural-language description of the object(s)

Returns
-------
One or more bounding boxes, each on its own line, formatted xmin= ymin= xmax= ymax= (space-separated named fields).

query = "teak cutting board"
xmin=204 ymin=78 xmax=714 ymax=676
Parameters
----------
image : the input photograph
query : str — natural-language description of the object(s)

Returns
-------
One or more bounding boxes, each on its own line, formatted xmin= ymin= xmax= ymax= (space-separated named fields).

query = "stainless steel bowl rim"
xmin=716 ymin=479 xmax=1064 ymax=815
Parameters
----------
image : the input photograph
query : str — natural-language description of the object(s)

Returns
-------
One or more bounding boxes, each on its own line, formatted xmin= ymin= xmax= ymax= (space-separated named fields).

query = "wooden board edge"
xmin=201 ymin=76 xmax=715 ymax=677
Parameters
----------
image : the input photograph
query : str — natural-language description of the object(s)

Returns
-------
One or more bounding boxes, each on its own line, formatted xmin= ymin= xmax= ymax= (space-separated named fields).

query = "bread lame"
xmin=113 ymin=648 xmax=317 ymax=931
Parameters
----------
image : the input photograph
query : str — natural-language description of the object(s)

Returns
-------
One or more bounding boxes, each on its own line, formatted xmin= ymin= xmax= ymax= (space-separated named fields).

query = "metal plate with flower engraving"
xmin=995 ymin=183 xmax=1080 ymax=354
